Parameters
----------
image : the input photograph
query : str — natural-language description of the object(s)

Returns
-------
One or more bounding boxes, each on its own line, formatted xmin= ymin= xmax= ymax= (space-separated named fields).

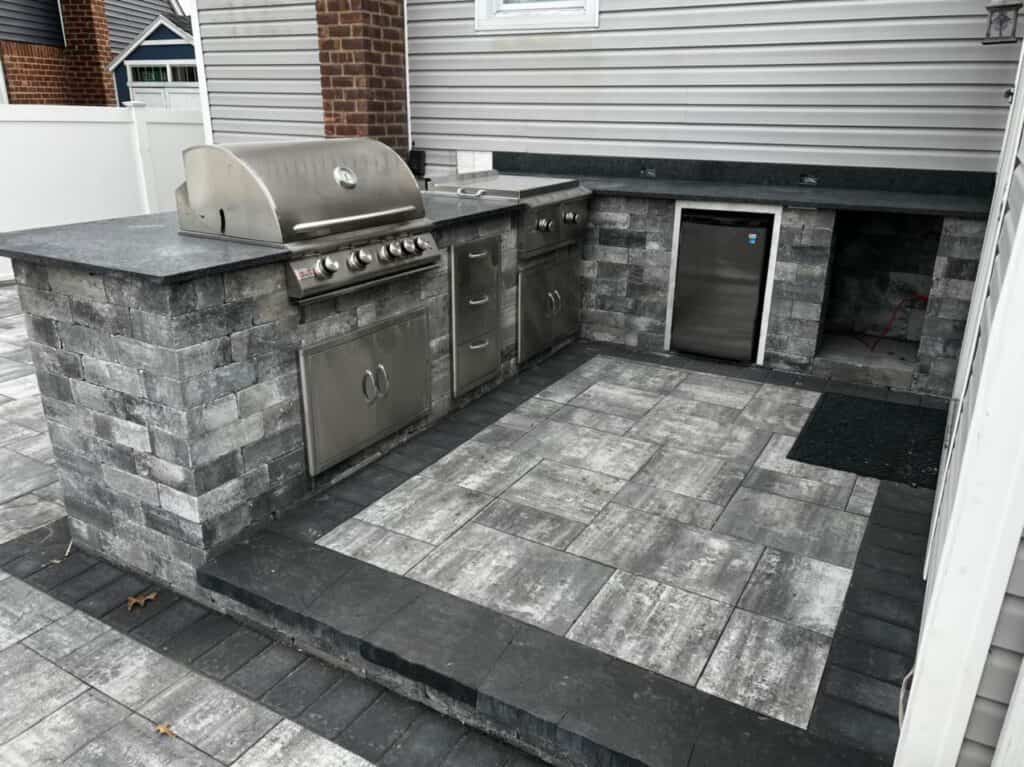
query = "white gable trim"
xmin=108 ymin=15 xmax=194 ymax=72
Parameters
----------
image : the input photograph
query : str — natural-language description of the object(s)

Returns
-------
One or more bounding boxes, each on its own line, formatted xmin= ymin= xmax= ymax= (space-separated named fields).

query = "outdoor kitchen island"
xmin=0 ymin=190 xmax=527 ymax=594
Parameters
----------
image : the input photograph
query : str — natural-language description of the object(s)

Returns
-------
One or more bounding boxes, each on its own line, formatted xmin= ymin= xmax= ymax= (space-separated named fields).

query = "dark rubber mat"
xmin=788 ymin=394 xmax=947 ymax=489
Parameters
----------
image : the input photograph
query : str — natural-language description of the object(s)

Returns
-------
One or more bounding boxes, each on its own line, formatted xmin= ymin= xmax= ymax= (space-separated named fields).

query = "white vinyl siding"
xmin=958 ymin=540 xmax=1024 ymax=765
xmin=407 ymin=0 xmax=1021 ymax=172
xmin=196 ymin=0 xmax=324 ymax=143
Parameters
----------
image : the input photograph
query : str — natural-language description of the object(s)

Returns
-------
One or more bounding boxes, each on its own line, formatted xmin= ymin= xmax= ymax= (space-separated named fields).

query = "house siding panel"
xmin=406 ymin=0 xmax=1020 ymax=172
xmin=0 ymin=0 xmax=63 ymax=47
xmin=196 ymin=0 xmax=324 ymax=143
xmin=105 ymin=0 xmax=177 ymax=55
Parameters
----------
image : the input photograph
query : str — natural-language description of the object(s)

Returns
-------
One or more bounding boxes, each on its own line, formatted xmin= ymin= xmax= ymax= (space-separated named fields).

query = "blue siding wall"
xmin=148 ymin=25 xmax=181 ymax=40
xmin=115 ymin=67 xmax=130 ymax=104
xmin=128 ymin=44 xmax=195 ymax=60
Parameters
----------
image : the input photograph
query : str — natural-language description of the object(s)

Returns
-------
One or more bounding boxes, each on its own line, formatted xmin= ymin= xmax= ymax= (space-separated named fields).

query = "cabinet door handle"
xmin=553 ymin=289 xmax=563 ymax=314
xmin=545 ymin=291 xmax=555 ymax=317
xmin=469 ymin=339 xmax=490 ymax=351
xmin=467 ymin=250 xmax=489 ymax=260
xmin=468 ymin=295 xmax=490 ymax=306
xmin=361 ymin=369 xmax=378 ymax=403
xmin=374 ymin=363 xmax=391 ymax=397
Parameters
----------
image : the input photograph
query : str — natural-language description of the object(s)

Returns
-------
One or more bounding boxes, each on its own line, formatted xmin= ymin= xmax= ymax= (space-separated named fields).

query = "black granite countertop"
xmin=0 ymin=193 xmax=521 ymax=283
xmin=575 ymin=175 xmax=990 ymax=218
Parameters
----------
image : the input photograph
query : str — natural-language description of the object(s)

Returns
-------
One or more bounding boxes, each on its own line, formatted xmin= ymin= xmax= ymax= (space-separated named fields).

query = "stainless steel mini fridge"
xmin=670 ymin=211 xmax=772 ymax=362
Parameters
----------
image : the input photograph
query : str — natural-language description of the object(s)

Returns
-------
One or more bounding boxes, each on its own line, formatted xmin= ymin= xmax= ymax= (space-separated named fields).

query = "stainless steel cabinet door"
xmin=300 ymin=329 xmax=382 ymax=476
xmin=300 ymin=309 xmax=430 ymax=476
xmin=550 ymin=249 xmax=580 ymax=342
xmin=518 ymin=261 xmax=554 ymax=363
xmin=373 ymin=310 xmax=431 ymax=433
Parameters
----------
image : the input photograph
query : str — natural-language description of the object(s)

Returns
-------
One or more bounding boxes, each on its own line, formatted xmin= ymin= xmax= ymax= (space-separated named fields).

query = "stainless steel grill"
xmin=175 ymin=138 xmax=441 ymax=301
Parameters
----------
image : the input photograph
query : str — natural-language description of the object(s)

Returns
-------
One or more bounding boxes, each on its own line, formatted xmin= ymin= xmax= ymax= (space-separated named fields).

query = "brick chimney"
xmin=59 ymin=0 xmax=116 ymax=105
xmin=316 ymin=0 xmax=409 ymax=153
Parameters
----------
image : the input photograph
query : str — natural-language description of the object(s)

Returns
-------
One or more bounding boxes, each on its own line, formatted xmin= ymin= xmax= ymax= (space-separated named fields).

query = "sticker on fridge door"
xmin=747 ymin=233 xmax=759 ymax=245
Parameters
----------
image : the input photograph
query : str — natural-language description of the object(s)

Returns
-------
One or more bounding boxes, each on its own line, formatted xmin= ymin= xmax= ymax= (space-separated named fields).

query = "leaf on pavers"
xmin=154 ymin=723 xmax=176 ymax=737
xmin=48 ymin=541 xmax=73 ymax=565
xmin=127 ymin=591 xmax=159 ymax=611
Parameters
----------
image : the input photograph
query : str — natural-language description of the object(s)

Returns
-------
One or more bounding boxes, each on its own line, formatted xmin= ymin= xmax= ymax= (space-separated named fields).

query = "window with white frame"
xmin=475 ymin=0 xmax=598 ymax=32
xmin=128 ymin=63 xmax=198 ymax=84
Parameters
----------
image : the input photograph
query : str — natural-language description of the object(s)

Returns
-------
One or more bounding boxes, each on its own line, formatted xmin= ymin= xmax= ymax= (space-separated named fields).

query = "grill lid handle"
xmin=292 ymin=205 xmax=418 ymax=234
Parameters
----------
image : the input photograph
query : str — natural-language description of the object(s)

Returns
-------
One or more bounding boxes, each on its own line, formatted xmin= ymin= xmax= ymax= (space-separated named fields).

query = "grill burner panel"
xmin=285 ymin=232 xmax=441 ymax=301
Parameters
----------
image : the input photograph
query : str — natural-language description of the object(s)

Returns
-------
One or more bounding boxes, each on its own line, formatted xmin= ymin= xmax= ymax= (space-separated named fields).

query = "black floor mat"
xmin=788 ymin=393 xmax=947 ymax=489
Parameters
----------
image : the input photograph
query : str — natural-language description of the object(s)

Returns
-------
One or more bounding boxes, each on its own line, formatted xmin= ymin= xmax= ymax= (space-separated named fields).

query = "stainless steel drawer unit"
xmin=451 ymin=236 xmax=501 ymax=396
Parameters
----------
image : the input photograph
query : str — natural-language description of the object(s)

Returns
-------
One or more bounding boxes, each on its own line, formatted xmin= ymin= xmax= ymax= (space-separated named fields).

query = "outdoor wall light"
xmin=983 ymin=2 xmax=1022 ymax=44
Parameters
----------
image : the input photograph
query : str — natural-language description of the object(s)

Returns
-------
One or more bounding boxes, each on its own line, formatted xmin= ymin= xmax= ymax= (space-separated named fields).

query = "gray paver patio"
xmin=319 ymin=354 xmax=882 ymax=729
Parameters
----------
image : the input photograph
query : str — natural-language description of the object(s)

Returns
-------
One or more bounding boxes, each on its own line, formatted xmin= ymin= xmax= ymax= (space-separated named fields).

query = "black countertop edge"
xmin=574 ymin=175 xmax=990 ymax=218
xmin=0 ymin=194 xmax=522 ymax=284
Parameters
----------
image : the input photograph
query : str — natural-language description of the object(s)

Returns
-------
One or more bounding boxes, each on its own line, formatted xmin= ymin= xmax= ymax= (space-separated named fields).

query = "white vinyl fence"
xmin=0 ymin=104 xmax=204 ymax=280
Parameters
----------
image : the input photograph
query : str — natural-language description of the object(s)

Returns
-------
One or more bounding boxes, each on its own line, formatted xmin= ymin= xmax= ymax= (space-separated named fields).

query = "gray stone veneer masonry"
xmin=580 ymin=195 xmax=676 ymax=350
xmin=763 ymin=208 xmax=837 ymax=371
xmin=913 ymin=217 xmax=984 ymax=396
xmin=581 ymin=196 xmax=978 ymax=397
xmin=13 ymin=213 xmax=516 ymax=593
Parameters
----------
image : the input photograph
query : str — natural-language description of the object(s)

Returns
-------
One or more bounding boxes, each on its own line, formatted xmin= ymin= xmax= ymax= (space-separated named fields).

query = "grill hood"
xmin=175 ymin=138 xmax=424 ymax=244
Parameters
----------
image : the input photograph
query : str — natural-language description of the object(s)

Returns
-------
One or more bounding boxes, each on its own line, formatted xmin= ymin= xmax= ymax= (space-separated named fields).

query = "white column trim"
xmin=895 ymin=205 xmax=1024 ymax=766
xmin=189 ymin=3 xmax=215 ymax=143
xmin=926 ymin=48 xmax=1024 ymax=579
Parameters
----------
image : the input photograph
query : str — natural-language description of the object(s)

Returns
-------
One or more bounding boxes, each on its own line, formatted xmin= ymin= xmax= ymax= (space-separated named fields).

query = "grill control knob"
xmin=378 ymin=245 xmax=392 ymax=262
xmin=388 ymin=242 xmax=403 ymax=258
xmin=537 ymin=218 xmax=554 ymax=232
xmin=346 ymin=250 xmax=373 ymax=271
xmin=414 ymin=236 xmax=430 ymax=251
xmin=563 ymin=211 xmax=580 ymax=225
xmin=401 ymin=238 xmax=417 ymax=254
xmin=314 ymin=255 xmax=340 ymax=278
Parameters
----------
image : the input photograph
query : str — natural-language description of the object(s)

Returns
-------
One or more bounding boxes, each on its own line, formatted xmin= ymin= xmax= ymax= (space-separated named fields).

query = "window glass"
xmin=130 ymin=66 xmax=168 ymax=83
xmin=171 ymin=65 xmax=198 ymax=83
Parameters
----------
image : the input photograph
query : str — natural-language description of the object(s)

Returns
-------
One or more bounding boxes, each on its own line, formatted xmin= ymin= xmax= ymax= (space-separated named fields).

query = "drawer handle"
xmin=553 ymin=289 xmax=563 ymax=314
xmin=468 ymin=295 xmax=490 ymax=306
xmin=545 ymin=291 xmax=555 ymax=317
xmin=457 ymin=187 xmax=486 ymax=198
xmin=467 ymin=250 xmax=489 ymax=260
xmin=469 ymin=339 xmax=490 ymax=351
xmin=361 ymin=369 xmax=378 ymax=403
xmin=375 ymin=363 xmax=391 ymax=397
